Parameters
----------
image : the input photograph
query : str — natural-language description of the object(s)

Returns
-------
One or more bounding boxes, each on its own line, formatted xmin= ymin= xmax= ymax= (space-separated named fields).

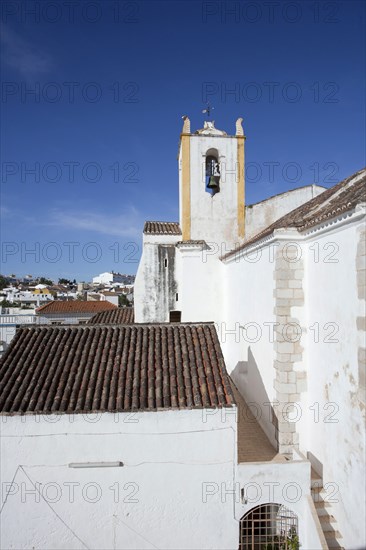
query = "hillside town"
xmin=0 ymin=271 xmax=135 ymax=356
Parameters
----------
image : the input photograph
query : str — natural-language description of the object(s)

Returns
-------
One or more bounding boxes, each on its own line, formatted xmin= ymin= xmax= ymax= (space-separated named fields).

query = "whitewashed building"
xmin=92 ymin=271 xmax=125 ymax=285
xmin=0 ymin=117 xmax=364 ymax=550
xmin=0 ymin=322 xmax=327 ymax=550
xmin=1 ymin=286 xmax=55 ymax=307
xmin=134 ymin=117 xmax=366 ymax=549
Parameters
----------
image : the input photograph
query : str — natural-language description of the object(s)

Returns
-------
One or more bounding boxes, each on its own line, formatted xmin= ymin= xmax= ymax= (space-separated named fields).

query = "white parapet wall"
xmin=245 ymin=185 xmax=326 ymax=240
xmin=1 ymin=406 xmax=326 ymax=549
xmin=0 ymin=408 xmax=238 ymax=550
xmin=234 ymin=459 xmax=327 ymax=550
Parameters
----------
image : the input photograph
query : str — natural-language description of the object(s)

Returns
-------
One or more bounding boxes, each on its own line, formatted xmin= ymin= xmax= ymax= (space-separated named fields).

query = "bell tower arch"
xmin=178 ymin=117 xmax=246 ymax=248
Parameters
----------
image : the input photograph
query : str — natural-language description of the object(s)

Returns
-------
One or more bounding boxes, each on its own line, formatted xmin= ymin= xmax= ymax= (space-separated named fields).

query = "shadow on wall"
xmin=231 ymin=346 xmax=277 ymax=449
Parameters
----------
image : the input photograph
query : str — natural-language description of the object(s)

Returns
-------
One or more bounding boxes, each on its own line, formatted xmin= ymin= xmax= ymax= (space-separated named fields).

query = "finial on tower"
xmin=236 ymin=117 xmax=244 ymax=136
xmin=202 ymin=102 xmax=214 ymax=119
xmin=181 ymin=115 xmax=191 ymax=134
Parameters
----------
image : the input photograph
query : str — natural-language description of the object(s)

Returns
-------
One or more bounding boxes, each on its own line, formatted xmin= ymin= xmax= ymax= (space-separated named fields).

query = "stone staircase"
xmin=311 ymin=469 xmax=344 ymax=549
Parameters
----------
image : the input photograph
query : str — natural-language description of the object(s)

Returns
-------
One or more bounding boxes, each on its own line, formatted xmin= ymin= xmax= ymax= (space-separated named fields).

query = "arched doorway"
xmin=239 ymin=503 xmax=299 ymax=550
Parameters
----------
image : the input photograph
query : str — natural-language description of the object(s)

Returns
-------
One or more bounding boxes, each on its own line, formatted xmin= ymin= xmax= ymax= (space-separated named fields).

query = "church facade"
xmin=0 ymin=118 xmax=364 ymax=550
xmin=135 ymin=117 xmax=366 ymax=549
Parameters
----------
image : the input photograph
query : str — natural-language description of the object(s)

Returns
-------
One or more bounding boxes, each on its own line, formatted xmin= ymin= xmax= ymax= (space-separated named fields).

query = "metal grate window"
xmin=169 ymin=311 xmax=181 ymax=323
xmin=239 ymin=503 xmax=299 ymax=550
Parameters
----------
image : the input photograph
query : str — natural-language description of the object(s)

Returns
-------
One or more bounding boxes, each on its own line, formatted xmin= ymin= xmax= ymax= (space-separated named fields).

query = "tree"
xmin=38 ymin=277 xmax=53 ymax=286
xmin=119 ymin=294 xmax=131 ymax=307
xmin=0 ymin=299 xmax=18 ymax=308
xmin=58 ymin=278 xmax=72 ymax=286
xmin=0 ymin=276 xmax=8 ymax=290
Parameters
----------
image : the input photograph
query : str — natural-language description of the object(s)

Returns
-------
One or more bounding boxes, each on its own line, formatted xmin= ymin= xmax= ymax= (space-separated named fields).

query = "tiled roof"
xmin=88 ymin=307 xmax=135 ymax=324
xmin=223 ymin=168 xmax=366 ymax=260
xmin=36 ymin=301 xmax=117 ymax=314
xmin=0 ymin=323 xmax=235 ymax=414
xmin=143 ymin=221 xmax=182 ymax=235
xmin=49 ymin=284 xmax=69 ymax=292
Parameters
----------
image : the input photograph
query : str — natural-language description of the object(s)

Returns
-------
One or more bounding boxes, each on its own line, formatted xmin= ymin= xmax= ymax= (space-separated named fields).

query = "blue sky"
xmin=1 ymin=0 xmax=365 ymax=281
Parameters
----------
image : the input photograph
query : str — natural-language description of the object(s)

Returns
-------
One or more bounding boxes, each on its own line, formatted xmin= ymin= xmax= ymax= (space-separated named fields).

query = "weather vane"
xmin=202 ymin=102 xmax=214 ymax=119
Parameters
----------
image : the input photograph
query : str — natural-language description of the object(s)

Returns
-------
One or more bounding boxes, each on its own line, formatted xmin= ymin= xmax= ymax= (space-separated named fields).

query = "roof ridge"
xmin=145 ymin=220 xmax=180 ymax=224
xmin=16 ymin=321 xmax=217 ymax=330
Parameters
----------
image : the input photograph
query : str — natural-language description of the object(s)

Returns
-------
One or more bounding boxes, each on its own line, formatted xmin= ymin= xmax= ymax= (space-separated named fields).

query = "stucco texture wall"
xmin=305 ymin=219 xmax=366 ymax=549
xmin=0 ymin=409 xmax=238 ymax=550
xmin=245 ymin=185 xmax=325 ymax=240
xmin=221 ymin=242 xmax=277 ymax=447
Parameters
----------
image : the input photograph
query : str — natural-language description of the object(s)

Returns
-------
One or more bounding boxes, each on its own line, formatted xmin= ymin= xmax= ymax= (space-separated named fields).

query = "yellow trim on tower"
xmin=181 ymin=134 xmax=191 ymax=240
xmin=237 ymin=136 xmax=245 ymax=239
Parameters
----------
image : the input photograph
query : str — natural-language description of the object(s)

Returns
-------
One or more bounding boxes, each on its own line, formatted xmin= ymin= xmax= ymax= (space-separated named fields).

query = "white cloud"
xmin=0 ymin=205 xmax=11 ymax=218
xmin=1 ymin=24 xmax=53 ymax=78
xmin=47 ymin=206 xmax=144 ymax=238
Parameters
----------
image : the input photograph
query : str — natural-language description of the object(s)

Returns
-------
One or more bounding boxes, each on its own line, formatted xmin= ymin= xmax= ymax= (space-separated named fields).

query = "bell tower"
xmin=178 ymin=117 xmax=246 ymax=249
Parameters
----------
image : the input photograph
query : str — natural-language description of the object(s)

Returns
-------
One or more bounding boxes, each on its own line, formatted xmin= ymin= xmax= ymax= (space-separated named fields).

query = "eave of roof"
xmin=143 ymin=221 xmax=182 ymax=235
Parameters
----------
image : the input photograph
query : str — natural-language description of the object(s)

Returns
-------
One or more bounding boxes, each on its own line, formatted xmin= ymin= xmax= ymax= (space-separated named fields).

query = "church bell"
xmin=207 ymin=175 xmax=220 ymax=190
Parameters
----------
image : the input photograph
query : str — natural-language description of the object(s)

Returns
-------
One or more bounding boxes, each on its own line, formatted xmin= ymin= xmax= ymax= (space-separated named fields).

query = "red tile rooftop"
xmin=143 ymin=221 xmax=181 ymax=235
xmin=0 ymin=323 xmax=235 ymax=414
xmin=36 ymin=301 xmax=117 ymax=314
xmin=88 ymin=307 xmax=134 ymax=324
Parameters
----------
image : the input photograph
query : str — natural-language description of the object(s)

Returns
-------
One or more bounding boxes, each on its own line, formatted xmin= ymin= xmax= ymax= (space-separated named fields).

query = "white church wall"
xmin=245 ymin=185 xmax=325 ymax=240
xmin=134 ymin=244 xmax=149 ymax=322
xmin=303 ymin=216 xmax=366 ymax=550
xmin=177 ymin=245 xmax=224 ymax=323
xmin=134 ymin=234 xmax=180 ymax=323
xmin=0 ymin=407 xmax=238 ymax=550
xmin=221 ymin=241 xmax=277 ymax=447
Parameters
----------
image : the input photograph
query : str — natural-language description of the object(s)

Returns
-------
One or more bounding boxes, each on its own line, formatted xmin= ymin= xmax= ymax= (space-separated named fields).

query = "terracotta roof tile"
xmin=222 ymin=168 xmax=366 ymax=260
xmin=0 ymin=323 xmax=235 ymax=414
xmin=88 ymin=307 xmax=135 ymax=324
xmin=144 ymin=221 xmax=182 ymax=235
xmin=36 ymin=301 xmax=117 ymax=314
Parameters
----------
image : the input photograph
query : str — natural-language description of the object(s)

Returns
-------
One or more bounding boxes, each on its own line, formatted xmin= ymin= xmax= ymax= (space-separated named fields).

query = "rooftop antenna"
xmin=202 ymin=102 xmax=214 ymax=119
